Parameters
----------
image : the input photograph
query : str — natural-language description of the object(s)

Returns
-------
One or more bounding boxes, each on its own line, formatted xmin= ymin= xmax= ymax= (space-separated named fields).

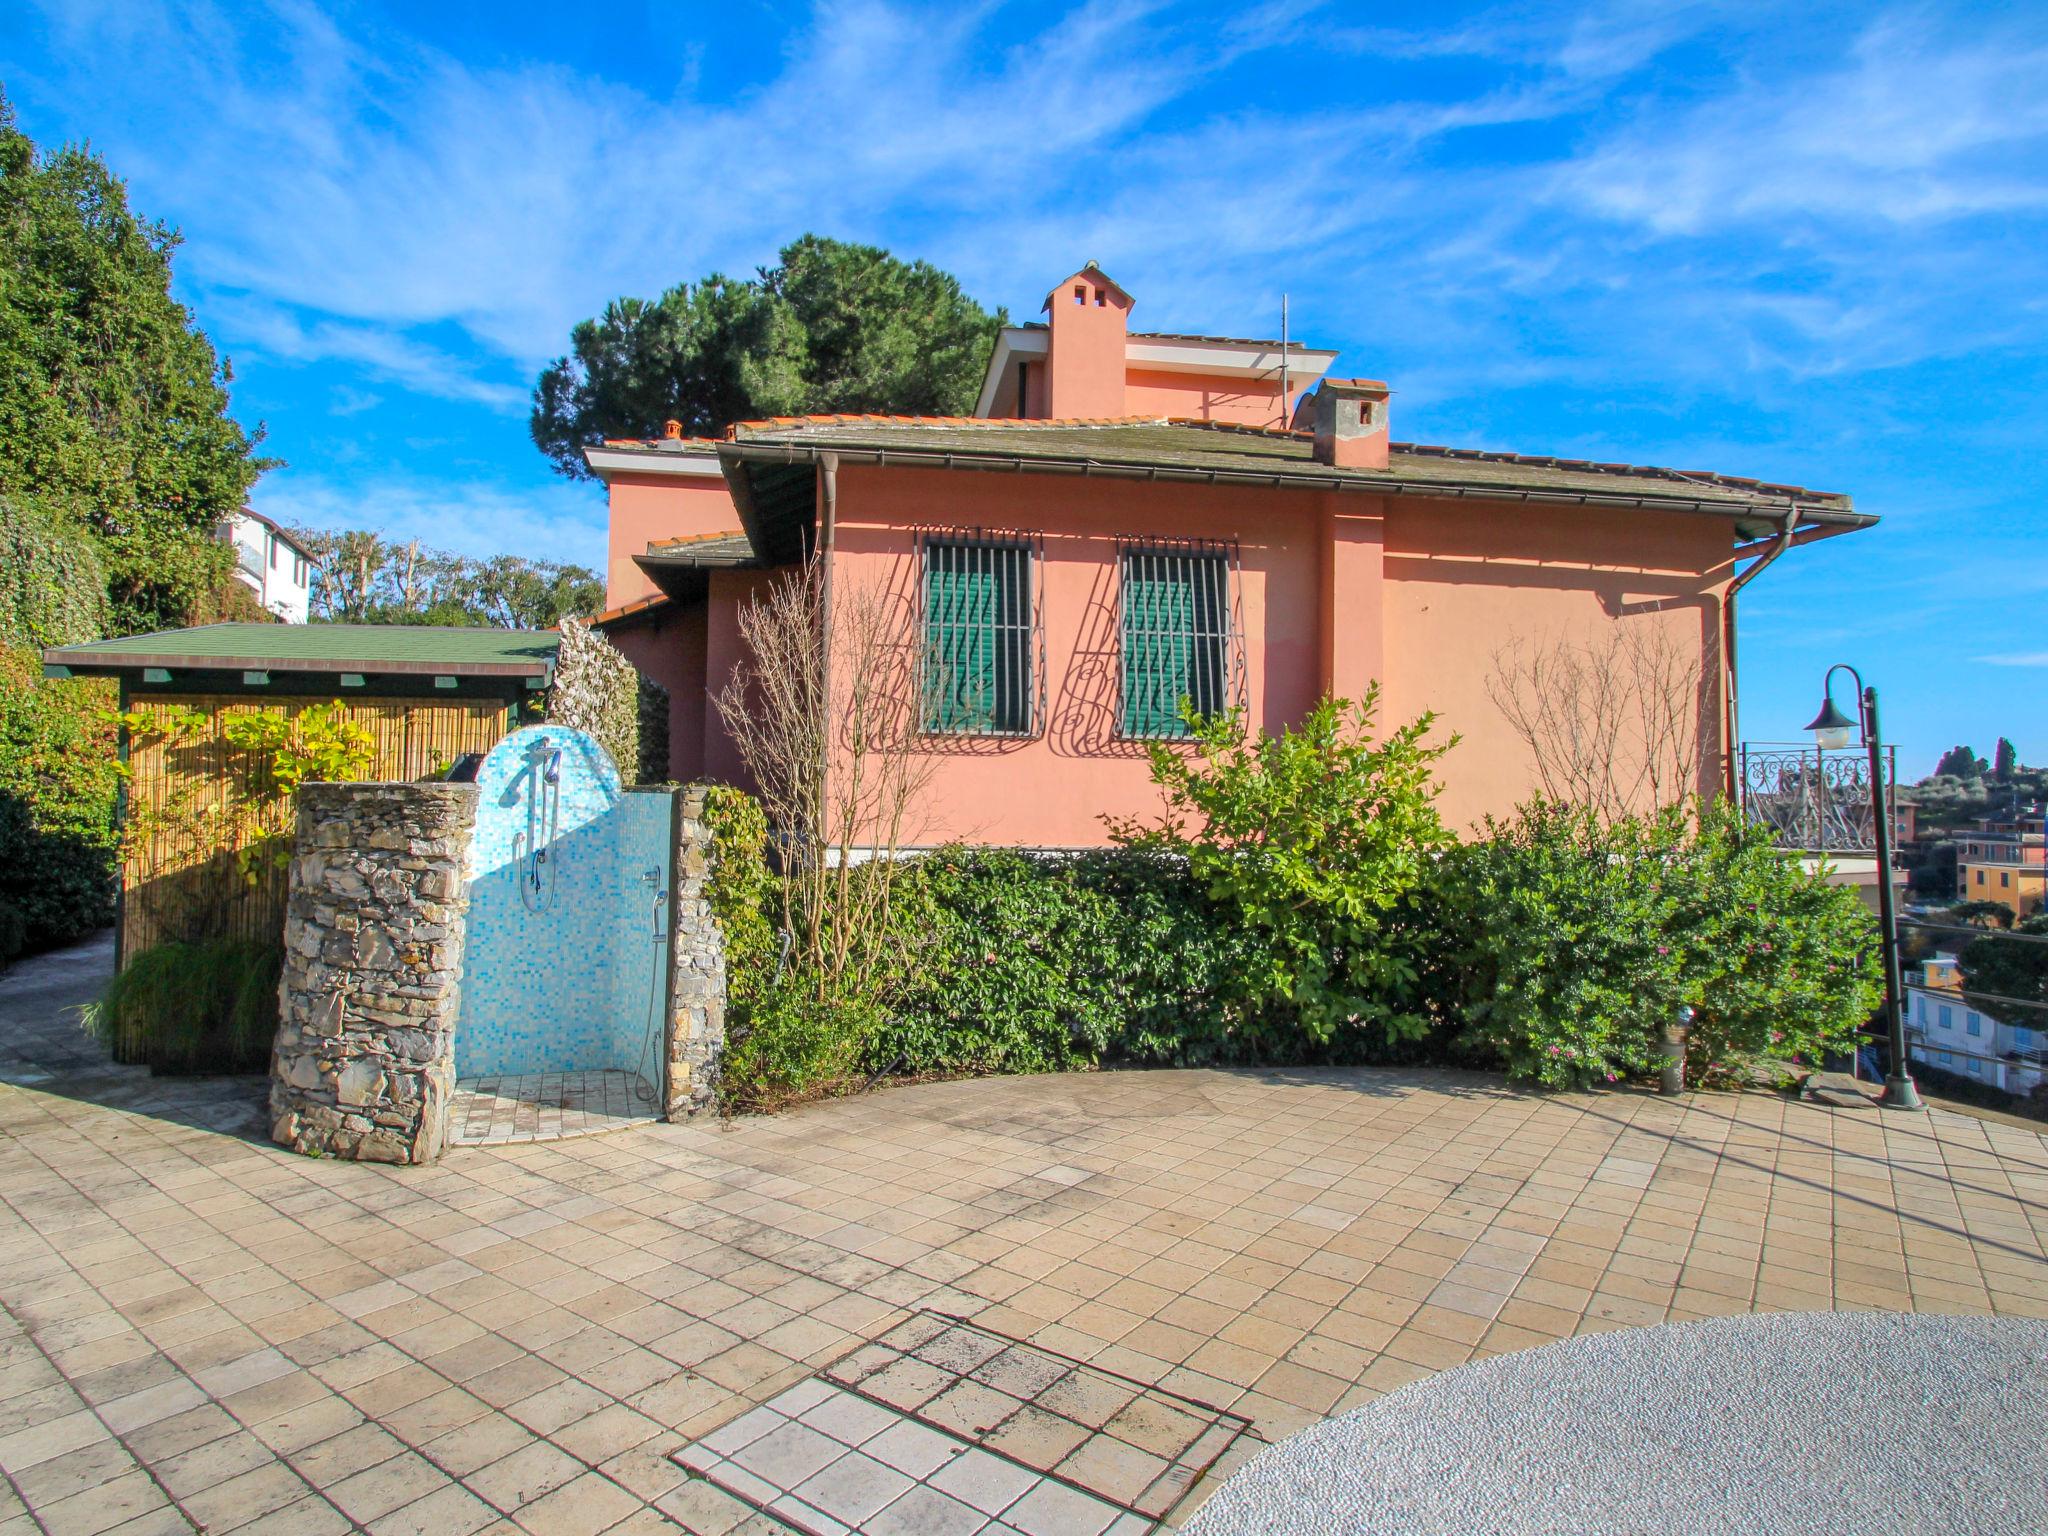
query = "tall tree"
xmin=0 ymin=89 xmax=272 ymax=634
xmin=1934 ymin=745 xmax=1987 ymax=780
xmin=1994 ymin=737 xmax=2018 ymax=781
xmin=291 ymin=526 xmax=601 ymax=630
xmin=532 ymin=236 xmax=1005 ymax=480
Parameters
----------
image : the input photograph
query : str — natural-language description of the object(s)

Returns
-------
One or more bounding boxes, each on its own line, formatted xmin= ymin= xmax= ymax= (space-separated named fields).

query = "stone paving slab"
xmin=2 ymin=937 xmax=2047 ymax=1534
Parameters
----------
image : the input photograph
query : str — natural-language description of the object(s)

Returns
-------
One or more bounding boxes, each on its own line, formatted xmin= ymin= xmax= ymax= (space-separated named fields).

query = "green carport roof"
xmin=44 ymin=623 xmax=560 ymax=682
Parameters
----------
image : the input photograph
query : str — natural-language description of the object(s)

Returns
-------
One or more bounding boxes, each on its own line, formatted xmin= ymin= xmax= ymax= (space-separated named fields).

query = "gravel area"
xmin=1185 ymin=1311 xmax=2048 ymax=1535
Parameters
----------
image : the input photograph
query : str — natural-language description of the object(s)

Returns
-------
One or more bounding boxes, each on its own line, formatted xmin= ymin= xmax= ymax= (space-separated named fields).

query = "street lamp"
xmin=1804 ymin=664 xmax=1920 ymax=1110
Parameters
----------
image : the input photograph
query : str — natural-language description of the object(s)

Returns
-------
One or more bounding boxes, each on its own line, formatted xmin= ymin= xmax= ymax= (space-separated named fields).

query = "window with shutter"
xmin=1118 ymin=542 xmax=1237 ymax=738
xmin=921 ymin=539 xmax=1036 ymax=735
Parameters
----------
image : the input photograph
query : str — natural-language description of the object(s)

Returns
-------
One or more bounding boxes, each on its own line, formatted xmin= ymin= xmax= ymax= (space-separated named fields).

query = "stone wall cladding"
xmin=666 ymin=785 xmax=726 ymax=1118
xmin=271 ymin=782 xmax=480 ymax=1164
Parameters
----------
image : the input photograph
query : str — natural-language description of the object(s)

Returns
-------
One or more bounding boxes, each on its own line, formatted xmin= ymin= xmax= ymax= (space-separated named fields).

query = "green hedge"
xmin=704 ymin=695 xmax=1883 ymax=1112
xmin=0 ymin=644 xmax=119 ymax=962
xmin=710 ymin=807 xmax=1883 ymax=1111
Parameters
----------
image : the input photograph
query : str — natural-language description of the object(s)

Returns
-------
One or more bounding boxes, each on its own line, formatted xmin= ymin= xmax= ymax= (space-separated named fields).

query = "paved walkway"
xmin=1 ymin=936 xmax=2045 ymax=1534
xmin=1184 ymin=1310 xmax=2048 ymax=1534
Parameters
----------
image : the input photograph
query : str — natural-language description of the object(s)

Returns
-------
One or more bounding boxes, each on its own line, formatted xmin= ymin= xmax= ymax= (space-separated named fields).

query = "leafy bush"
xmin=1440 ymin=799 xmax=1883 ymax=1088
xmin=0 ymin=496 xmax=109 ymax=649
xmin=701 ymin=785 xmax=867 ymax=1110
xmin=82 ymin=936 xmax=281 ymax=1073
xmin=1108 ymin=690 xmax=1456 ymax=1051
xmin=0 ymin=644 xmax=119 ymax=959
xmin=884 ymin=847 xmax=1292 ymax=1075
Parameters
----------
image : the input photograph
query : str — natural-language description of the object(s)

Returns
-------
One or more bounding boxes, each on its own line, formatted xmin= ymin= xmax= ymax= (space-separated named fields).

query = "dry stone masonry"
xmin=666 ymin=785 xmax=727 ymax=1118
xmin=271 ymin=782 xmax=479 ymax=1164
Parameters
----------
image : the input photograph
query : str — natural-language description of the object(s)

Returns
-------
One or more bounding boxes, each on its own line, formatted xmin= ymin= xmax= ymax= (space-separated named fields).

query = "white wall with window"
xmin=216 ymin=511 xmax=314 ymax=623
xmin=1907 ymin=978 xmax=2045 ymax=1096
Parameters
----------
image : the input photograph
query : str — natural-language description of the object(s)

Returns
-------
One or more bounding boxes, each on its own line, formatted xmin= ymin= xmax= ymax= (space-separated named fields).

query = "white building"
xmin=1906 ymin=954 xmax=2045 ymax=1095
xmin=217 ymin=510 xmax=315 ymax=624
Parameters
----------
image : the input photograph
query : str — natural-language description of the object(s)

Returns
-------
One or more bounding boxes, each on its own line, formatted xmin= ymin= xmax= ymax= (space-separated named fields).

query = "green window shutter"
xmin=923 ymin=542 xmax=1031 ymax=734
xmin=1121 ymin=548 xmax=1231 ymax=738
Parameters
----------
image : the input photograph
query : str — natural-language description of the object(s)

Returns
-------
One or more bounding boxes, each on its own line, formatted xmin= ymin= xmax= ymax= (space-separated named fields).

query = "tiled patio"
xmin=1 ymin=936 xmax=2046 ymax=1535
xmin=451 ymin=1072 xmax=663 ymax=1147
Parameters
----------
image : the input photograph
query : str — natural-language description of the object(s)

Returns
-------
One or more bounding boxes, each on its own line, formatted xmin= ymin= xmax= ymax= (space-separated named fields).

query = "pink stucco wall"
xmin=1123 ymin=369 xmax=1288 ymax=427
xmin=826 ymin=463 xmax=1321 ymax=847
xmin=605 ymin=598 xmax=708 ymax=782
xmin=603 ymin=459 xmax=1735 ymax=844
xmin=815 ymin=463 xmax=1731 ymax=846
xmin=604 ymin=473 xmax=742 ymax=608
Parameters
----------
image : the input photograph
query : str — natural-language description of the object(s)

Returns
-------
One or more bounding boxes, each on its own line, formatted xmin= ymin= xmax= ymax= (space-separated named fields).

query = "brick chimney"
xmin=1310 ymin=378 xmax=1391 ymax=469
xmin=1042 ymin=262 xmax=1132 ymax=419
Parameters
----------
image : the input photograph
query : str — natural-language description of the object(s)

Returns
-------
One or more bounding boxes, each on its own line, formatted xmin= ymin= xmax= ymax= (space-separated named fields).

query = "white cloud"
xmin=249 ymin=471 xmax=606 ymax=569
xmin=1979 ymin=653 xmax=2048 ymax=668
xmin=1560 ymin=14 xmax=2048 ymax=234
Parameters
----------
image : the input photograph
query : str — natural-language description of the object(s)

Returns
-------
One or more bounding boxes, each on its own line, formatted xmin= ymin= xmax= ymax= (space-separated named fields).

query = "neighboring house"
xmin=1906 ymin=953 xmax=2045 ymax=1095
xmin=593 ymin=262 xmax=1876 ymax=847
xmin=1955 ymin=808 xmax=2046 ymax=917
xmin=219 ymin=509 xmax=317 ymax=623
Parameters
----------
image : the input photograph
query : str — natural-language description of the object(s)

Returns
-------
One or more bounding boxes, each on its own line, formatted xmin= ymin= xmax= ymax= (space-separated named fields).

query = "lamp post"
xmin=1804 ymin=664 xmax=1920 ymax=1110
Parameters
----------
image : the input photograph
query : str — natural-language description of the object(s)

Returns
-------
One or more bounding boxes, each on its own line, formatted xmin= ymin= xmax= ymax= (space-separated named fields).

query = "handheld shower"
xmin=515 ymin=737 xmax=563 ymax=912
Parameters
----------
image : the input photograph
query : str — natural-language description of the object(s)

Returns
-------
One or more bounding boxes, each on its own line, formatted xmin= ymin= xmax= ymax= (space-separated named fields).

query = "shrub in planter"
xmin=82 ymin=937 xmax=282 ymax=1074
xmin=1441 ymin=799 xmax=1882 ymax=1089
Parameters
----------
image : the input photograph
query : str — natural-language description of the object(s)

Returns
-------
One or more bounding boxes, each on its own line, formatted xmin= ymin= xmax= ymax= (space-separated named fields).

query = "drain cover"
xmin=677 ymin=1310 xmax=1251 ymax=1533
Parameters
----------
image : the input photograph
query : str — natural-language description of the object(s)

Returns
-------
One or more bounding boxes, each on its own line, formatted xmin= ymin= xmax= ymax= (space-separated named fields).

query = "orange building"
xmin=1956 ymin=810 xmax=2047 ymax=916
xmin=594 ymin=263 xmax=1875 ymax=846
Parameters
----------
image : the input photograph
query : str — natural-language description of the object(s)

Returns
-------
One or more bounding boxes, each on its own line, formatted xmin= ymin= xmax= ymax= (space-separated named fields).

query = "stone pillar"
xmin=665 ymin=785 xmax=727 ymax=1118
xmin=270 ymin=782 xmax=479 ymax=1164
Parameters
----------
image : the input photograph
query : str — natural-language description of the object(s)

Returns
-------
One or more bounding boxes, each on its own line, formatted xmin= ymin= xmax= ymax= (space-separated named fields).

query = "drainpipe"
xmin=817 ymin=452 xmax=839 ymax=640
xmin=1721 ymin=504 xmax=1799 ymax=798
xmin=817 ymin=454 xmax=838 ymax=864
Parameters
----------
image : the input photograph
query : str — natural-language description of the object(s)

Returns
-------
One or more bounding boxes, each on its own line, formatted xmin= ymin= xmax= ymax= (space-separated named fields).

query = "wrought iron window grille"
xmin=1115 ymin=536 xmax=1247 ymax=741
xmin=917 ymin=531 xmax=1046 ymax=739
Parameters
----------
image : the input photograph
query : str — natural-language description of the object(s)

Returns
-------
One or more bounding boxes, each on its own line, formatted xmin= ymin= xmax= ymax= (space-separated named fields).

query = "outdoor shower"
xmin=633 ymin=866 xmax=668 ymax=1103
xmin=513 ymin=737 xmax=563 ymax=912
xmin=458 ymin=723 xmax=676 ymax=1101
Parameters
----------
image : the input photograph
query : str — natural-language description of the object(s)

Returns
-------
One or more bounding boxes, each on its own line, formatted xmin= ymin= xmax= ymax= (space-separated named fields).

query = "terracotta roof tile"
xmin=646 ymin=529 xmax=748 ymax=551
xmin=592 ymin=593 xmax=671 ymax=626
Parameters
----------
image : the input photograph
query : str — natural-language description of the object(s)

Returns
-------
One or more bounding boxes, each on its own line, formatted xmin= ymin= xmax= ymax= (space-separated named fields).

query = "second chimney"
xmin=1310 ymin=379 xmax=1391 ymax=469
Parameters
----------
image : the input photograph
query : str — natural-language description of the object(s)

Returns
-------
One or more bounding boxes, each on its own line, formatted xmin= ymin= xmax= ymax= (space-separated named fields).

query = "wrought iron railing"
xmin=1737 ymin=741 xmax=1897 ymax=854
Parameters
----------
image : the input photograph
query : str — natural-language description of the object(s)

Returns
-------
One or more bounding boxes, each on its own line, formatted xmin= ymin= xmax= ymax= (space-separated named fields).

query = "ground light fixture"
xmin=1804 ymin=663 xmax=1921 ymax=1110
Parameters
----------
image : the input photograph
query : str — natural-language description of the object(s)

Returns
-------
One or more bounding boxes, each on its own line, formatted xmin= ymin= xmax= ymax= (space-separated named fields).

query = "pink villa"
xmin=592 ymin=263 xmax=1874 ymax=846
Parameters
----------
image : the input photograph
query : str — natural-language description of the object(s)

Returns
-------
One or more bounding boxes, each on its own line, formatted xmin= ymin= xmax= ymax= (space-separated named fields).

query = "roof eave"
xmin=716 ymin=436 xmax=1870 ymax=529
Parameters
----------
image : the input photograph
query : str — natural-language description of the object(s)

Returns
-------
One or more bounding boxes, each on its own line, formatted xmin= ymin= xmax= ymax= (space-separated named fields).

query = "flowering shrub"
xmin=1441 ymin=799 xmax=1882 ymax=1088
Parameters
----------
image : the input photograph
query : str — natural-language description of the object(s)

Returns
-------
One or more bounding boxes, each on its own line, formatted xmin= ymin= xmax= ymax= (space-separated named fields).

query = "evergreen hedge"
xmin=0 ymin=644 xmax=119 ymax=964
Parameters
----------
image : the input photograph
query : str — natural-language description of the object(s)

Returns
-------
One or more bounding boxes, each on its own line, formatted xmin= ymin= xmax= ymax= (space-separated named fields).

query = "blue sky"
xmin=4 ymin=0 xmax=2045 ymax=774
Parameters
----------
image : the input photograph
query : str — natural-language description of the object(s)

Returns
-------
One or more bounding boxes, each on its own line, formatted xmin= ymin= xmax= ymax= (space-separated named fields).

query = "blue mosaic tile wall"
xmin=457 ymin=724 xmax=674 ymax=1078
